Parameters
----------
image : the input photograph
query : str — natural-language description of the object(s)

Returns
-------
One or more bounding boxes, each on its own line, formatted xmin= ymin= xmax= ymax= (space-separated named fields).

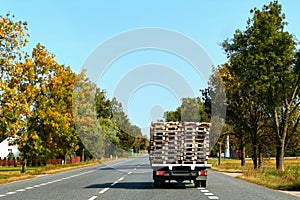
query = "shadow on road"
xmin=85 ymin=181 xmax=195 ymax=190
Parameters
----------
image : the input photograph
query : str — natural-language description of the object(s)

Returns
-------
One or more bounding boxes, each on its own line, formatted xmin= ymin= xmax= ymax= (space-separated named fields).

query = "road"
xmin=0 ymin=155 xmax=298 ymax=200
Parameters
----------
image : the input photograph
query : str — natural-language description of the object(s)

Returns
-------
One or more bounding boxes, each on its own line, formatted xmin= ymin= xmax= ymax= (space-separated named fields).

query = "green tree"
xmin=164 ymin=97 xmax=209 ymax=122
xmin=73 ymin=70 xmax=104 ymax=159
xmin=98 ymin=118 xmax=120 ymax=157
xmin=164 ymin=107 xmax=181 ymax=122
xmin=222 ymin=1 xmax=300 ymax=170
xmin=218 ymin=64 xmax=265 ymax=168
xmin=95 ymin=88 xmax=111 ymax=119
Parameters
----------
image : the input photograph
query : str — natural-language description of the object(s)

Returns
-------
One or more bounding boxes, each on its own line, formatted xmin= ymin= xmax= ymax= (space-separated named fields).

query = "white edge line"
xmin=208 ymin=197 xmax=219 ymax=200
xmin=6 ymin=191 xmax=16 ymax=195
xmin=201 ymin=190 xmax=209 ymax=192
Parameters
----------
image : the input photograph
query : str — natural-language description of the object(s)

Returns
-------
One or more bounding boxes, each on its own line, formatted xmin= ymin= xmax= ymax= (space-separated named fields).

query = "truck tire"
xmin=194 ymin=180 xmax=200 ymax=188
xmin=154 ymin=180 xmax=160 ymax=188
xmin=176 ymin=179 xmax=184 ymax=183
xmin=200 ymin=180 xmax=207 ymax=188
xmin=154 ymin=180 xmax=164 ymax=188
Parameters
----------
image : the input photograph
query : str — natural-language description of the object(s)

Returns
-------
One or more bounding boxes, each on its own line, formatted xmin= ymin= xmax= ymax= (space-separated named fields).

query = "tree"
xmin=0 ymin=13 xmax=29 ymax=141
xmin=222 ymin=1 xmax=300 ymax=170
xmin=72 ymin=69 xmax=104 ymax=159
xmin=95 ymin=88 xmax=111 ymax=119
xmin=98 ymin=118 xmax=120 ymax=157
xmin=15 ymin=44 xmax=79 ymax=171
xmin=164 ymin=107 xmax=181 ymax=122
xmin=164 ymin=97 xmax=210 ymax=122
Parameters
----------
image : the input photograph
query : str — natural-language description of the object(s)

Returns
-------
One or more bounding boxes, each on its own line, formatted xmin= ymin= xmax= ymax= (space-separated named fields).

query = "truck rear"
xmin=149 ymin=122 xmax=211 ymax=188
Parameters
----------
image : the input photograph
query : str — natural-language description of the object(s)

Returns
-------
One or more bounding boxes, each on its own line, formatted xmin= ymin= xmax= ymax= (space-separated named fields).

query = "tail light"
xmin=199 ymin=171 xmax=207 ymax=176
xmin=156 ymin=171 xmax=166 ymax=176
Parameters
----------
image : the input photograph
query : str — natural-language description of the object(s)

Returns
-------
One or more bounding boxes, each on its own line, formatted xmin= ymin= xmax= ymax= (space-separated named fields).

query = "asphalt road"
xmin=0 ymin=155 xmax=298 ymax=200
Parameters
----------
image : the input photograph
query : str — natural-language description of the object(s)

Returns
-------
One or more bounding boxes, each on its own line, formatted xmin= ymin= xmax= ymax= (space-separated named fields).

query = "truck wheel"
xmin=154 ymin=180 xmax=164 ymax=188
xmin=200 ymin=180 xmax=207 ymax=188
xmin=154 ymin=180 xmax=160 ymax=188
xmin=194 ymin=180 xmax=200 ymax=188
xmin=176 ymin=179 xmax=184 ymax=183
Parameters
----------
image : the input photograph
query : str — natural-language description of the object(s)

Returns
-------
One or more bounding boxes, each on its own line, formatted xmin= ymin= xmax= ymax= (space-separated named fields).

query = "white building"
xmin=0 ymin=138 xmax=20 ymax=159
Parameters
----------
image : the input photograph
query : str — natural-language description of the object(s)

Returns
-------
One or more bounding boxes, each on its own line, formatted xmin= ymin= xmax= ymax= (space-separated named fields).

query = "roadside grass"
xmin=209 ymin=158 xmax=300 ymax=191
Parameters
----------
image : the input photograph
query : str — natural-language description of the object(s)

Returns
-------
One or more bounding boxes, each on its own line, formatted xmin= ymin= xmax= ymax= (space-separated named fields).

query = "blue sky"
xmin=1 ymin=1 xmax=299 ymax=135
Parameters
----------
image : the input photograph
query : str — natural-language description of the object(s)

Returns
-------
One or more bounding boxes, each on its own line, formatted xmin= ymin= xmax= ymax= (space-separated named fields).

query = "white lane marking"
xmin=99 ymin=187 xmax=110 ymax=194
xmin=128 ymin=172 xmax=132 ymax=175
xmin=110 ymin=181 xmax=118 ymax=186
xmin=0 ymin=158 xmax=136 ymax=198
xmin=118 ymin=177 xmax=124 ymax=181
xmin=6 ymin=191 xmax=16 ymax=195
xmin=88 ymin=196 xmax=98 ymax=200
xmin=198 ymin=188 xmax=219 ymax=199
xmin=208 ymin=196 xmax=219 ymax=199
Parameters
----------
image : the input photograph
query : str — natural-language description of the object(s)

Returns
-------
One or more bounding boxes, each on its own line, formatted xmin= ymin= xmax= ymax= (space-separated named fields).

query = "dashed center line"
xmin=88 ymin=196 xmax=98 ymax=200
xmin=110 ymin=181 xmax=118 ymax=186
xmin=198 ymin=187 xmax=219 ymax=199
xmin=99 ymin=187 xmax=110 ymax=194
xmin=208 ymin=196 xmax=219 ymax=199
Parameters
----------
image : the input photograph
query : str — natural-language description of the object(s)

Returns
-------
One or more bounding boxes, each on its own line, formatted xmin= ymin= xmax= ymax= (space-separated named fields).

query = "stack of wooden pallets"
xmin=149 ymin=122 xmax=210 ymax=165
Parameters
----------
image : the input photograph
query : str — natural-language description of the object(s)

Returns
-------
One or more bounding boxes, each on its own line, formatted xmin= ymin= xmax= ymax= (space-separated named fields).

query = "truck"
xmin=149 ymin=121 xmax=211 ymax=188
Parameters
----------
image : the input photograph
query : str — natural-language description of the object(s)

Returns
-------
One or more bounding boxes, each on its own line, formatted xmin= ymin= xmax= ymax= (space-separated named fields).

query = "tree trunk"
xmin=252 ymin=144 xmax=258 ymax=169
xmin=21 ymin=158 xmax=27 ymax=173
xmin=258 ymin=143 xmax=262 ymax=168
xmin=218 ymin=143 xmax=222 ymax=165
xmin=276 ymin=141 xmax=285 ymax=171
xmin=240 ymin=136 xmax=246 ymax=166
xmin=241 ymin=144 xmax=246 ymax=167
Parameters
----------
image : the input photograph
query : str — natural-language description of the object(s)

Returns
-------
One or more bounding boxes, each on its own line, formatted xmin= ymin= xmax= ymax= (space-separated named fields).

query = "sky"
xmin=1 ymin=0 xmax=299 ymax=135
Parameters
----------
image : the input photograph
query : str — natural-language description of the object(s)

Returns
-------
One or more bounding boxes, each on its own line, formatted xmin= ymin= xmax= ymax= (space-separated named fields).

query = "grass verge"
xmin=209 ymin=158 xmax=300 ymax=191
